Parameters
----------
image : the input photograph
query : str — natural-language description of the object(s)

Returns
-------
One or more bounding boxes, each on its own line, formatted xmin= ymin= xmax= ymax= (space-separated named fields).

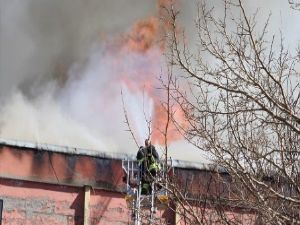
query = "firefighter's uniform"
xmin=136 ymin=144 xmax=159 ymax=195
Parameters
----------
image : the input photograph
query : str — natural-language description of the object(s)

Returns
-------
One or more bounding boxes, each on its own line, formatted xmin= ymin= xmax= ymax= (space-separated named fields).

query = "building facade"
xmin=0 ymin=139 xmax=255 ymax=225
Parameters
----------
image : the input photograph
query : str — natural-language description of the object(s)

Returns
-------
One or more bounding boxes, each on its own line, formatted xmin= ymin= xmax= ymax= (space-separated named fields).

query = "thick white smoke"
xmin=0 ymin=0 xmax=158 ymax=154
xmin=0 ymin=0 xmax=299 ymax=162
xmin=0 ymin=43 xmax=163 ymax=153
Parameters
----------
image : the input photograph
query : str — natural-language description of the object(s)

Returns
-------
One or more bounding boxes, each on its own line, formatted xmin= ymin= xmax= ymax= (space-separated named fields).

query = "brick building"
xmin=0 ymin=139 xmax=254 ymax=225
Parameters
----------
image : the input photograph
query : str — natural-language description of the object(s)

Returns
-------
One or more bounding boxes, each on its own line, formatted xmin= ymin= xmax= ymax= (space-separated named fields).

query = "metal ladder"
xmin=122 ymin=159 xmax=172 ymax=225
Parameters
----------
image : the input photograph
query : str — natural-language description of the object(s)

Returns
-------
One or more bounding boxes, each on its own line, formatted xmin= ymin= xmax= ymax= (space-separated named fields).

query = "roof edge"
xmin=0 ymin=137 xmax=134 ymax=160
xmin=0 ymin=137 xmax=223 ymax=171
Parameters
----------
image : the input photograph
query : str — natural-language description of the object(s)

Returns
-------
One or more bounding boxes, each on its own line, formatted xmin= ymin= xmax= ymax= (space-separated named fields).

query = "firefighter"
xmin=136 ymin=139 xmax=160 ymax=195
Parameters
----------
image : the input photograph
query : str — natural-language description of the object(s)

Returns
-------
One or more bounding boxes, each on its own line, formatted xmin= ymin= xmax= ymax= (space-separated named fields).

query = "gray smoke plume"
xmin=0 ymin=0 xmax=299 ymax=162
xmin=0 ymin=0 xmax=156 ymax=97
xmin=0 ymin=0 xmax=157 ymax=153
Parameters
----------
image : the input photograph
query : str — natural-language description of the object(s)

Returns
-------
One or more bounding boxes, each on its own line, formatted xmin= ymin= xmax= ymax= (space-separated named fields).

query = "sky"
xmin=0 ymin=0 xmax=299 ymax=162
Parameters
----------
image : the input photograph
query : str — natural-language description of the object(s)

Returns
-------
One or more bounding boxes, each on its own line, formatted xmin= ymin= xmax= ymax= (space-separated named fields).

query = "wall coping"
xmin=0 ymin=137 xmax=224 ymax=172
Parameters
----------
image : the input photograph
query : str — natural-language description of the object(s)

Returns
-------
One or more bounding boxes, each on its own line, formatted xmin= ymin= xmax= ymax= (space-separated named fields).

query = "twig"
xmin=121 ymin=89 xmax=139 ymax=148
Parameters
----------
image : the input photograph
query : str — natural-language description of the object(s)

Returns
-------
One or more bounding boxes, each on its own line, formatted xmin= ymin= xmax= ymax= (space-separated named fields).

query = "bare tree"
xmin=288 ymin=0 xmax=300 ymax=10
xmin=160 ymin=0 xmax=300 ymax=224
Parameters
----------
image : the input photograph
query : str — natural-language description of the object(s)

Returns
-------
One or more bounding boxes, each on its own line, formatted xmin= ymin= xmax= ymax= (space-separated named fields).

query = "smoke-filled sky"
xmin=0 ymin=0 xmax=299 ymax=162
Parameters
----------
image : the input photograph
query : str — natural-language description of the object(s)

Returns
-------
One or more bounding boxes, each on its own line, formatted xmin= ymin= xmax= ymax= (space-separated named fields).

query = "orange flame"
xmin=126 ymin=17 xmax=161 ymax=53
xmin=151 ymin=102 xmax=189 ymax=145
xmin=105 ymin=0 xmax=186 ymax=145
